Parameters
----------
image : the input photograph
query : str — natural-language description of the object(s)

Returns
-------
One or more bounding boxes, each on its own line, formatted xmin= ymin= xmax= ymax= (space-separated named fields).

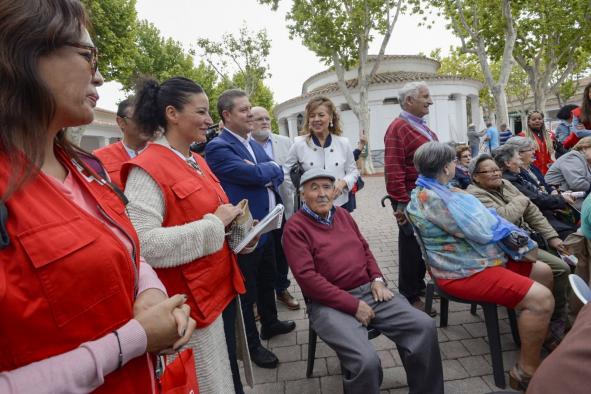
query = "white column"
xmin=277 ymin=118 xmax=288 ymax=137
xmin=470 ymin=95 xmax=483 ymax=131
xmin=287 ymin=115 xmax=298 ymax=142
xmin=455 ymin=94 xmax=468 ymax=143
xmin=429 ymin=96 xmax=451 ymax=142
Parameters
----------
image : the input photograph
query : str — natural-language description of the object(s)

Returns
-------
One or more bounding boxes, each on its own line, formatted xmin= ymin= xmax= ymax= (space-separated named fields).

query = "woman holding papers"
xmin=121 ymin=76 xmax=251 ymax=394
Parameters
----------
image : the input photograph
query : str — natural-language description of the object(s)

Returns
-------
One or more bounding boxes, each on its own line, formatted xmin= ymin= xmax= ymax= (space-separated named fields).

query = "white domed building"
xmin=274 ymin=55 xmax=483 ymax=167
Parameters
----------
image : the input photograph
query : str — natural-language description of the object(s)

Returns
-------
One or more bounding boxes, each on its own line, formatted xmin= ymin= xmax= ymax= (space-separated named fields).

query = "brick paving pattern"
xmin=242 ymin=176 xmax=519 ymax=393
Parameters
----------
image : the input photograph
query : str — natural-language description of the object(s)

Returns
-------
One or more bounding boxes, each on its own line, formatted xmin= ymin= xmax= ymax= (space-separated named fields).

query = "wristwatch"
xmin=372 ymin=277 xmax=386 ymax=286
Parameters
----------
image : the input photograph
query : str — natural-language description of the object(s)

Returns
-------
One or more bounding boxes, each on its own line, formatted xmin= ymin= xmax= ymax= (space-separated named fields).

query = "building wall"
xmin=276 ymin=81 xmax=481 ymax=162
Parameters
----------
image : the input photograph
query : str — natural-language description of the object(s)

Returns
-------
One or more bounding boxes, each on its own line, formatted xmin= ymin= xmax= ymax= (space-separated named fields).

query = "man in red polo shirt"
xmin=384 ymin=81 xmax=438 ymax=314
xmin=94 ymin=98 xmax=150 ymax=189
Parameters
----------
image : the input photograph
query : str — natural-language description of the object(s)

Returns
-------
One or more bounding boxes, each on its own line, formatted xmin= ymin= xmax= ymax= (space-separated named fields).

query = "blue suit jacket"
xmin=205 ymin=129 xmax=284 ymax=245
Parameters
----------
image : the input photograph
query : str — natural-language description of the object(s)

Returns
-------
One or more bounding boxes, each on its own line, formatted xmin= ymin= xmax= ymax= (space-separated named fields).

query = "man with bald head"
xmin=251 ymin=106 xmax=300 ymax=310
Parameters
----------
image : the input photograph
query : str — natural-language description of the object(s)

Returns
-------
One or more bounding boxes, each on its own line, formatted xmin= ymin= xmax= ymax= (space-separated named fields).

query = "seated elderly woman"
xmin=407 ymin=142 xmax=553 ymax=391
xmin=545 ymin=137 xmax=591 ymax=204
xmin=493 ymin=144 xmax=577 ymax=240
xmin=505 ymin=136 xmax=554 ymax=193
xmin=467 ymin=154 xmax=571 ymax=348
xmin=451 ymin=144 xmax=472 ymax=189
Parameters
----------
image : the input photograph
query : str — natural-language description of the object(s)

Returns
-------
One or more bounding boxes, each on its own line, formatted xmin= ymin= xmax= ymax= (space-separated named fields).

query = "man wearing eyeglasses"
xmin=94 ymin=98 xmax=151 ymax=189
xmin=250 ymin=106 xmax=300 ymax=311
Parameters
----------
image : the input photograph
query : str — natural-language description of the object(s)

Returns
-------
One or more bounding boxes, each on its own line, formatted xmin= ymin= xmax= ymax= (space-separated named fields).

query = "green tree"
xmin=502 ymin=0 xmax=591 ymax=114
xmin=434 ymin=48 xmax=496 ymax=118
xmin=259 ymin=0 xmax=406 ymax=174
xmin=81 ymin=0 xmax=138 ymax=83
xmin=197 ymin=24 xmax=271 ymax=98
xmin=422 ymin=0 xmax=516 ymax=127
xmin=131 ymin=21 xmax=217 ymax=90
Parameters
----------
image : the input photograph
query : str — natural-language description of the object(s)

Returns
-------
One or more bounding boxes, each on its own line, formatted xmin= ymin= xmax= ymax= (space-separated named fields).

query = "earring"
xmin=329 ymin=120 xmax=333 ymax=128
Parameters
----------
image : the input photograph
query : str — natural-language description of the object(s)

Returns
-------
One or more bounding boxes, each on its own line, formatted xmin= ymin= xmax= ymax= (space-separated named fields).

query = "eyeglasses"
xmin=65 ymin=42 xmax=98 ymax=76
xmin=475 ymin=169 xmax=502 ymax=175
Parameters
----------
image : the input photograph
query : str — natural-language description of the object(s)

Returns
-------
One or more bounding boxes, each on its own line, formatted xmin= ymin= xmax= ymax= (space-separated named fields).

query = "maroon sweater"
xmin=384 ymin=117 xmax=438 ymax=204
xmin=283 ymin=207 xmax=383 ymax=315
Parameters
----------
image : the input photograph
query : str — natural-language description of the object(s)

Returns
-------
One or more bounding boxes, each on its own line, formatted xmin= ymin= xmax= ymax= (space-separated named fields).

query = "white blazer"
xmin=283 ymin=134 xmax=359 ymax=207
xmin=268 ymin=134 xmax=296 ymax=218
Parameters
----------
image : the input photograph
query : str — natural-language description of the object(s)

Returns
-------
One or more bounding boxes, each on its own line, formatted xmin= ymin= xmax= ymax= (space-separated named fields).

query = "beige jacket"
xmin=467 ymin=179 xmax=558 ymax=241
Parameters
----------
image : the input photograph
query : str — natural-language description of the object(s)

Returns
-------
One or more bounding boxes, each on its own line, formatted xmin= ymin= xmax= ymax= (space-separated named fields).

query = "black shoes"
xmin=250 ymin=345 xmax=279 ymax=369
xmin=260 ymin=320 xmax=296 ymax=340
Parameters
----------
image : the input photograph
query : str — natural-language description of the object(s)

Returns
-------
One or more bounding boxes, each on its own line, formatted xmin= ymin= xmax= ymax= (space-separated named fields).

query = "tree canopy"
xmin=259 ymin=0 xmax=407 ymax=174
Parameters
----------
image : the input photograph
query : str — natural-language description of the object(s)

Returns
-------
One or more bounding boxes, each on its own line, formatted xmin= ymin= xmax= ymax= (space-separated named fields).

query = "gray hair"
xmin=413 ymin=141 xmax=456 ymax=178
xmin=492 ymin=145 xmax=518 ymax=170
xmin=217 ymin=89 xmax=248 ymax=122
xmin=505 ymin=136 xmax=534 ymax=151
xmin=398 ymin=81 xmax=428 ymax=109
xmin=468 ymin=153 xmax=494 ymax=176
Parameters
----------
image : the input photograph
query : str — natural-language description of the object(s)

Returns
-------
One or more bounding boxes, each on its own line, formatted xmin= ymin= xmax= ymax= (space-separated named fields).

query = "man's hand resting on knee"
xmin=355 ymin=300 xmax=375 ymax=326
xmin=371 ymin=281 xmax=394 ymax=302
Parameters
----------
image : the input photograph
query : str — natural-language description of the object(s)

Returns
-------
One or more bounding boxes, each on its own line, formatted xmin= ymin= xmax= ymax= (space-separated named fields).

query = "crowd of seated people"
xmin=407 ymin=141 xmax=555 ymax=391
xmin=493 ymin=143 xmax=578 ymax=240
xmin=466 ymin=153 xmax=571 ymax=348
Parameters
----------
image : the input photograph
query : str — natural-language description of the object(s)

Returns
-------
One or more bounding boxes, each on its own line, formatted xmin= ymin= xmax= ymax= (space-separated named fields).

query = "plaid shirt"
xmin=384 ymin=115 xmax=438 ymax=204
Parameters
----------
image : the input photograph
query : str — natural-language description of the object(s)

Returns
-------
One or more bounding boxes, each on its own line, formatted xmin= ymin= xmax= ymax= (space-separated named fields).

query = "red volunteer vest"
xmin=121 ymin=144 xmax=245 ymax=327
xmin=519 ymin=131 xmax=554 ymax=175
xmin=0 ymin=147 xmax=153 ymax=393
xmin=94 ymin=141 xmax=130 ymax=190
xmin=564 ymin=107 xmax=591 ymax=149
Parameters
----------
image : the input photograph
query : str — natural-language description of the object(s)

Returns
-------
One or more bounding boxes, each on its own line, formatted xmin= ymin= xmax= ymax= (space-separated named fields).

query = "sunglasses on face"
xmin=65 ymin=42 xmax=98 ymax=76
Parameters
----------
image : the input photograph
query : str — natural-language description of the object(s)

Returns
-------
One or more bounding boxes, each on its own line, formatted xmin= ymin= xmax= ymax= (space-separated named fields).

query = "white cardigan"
xmin=282 ymin=134 xmax=359 ymax=207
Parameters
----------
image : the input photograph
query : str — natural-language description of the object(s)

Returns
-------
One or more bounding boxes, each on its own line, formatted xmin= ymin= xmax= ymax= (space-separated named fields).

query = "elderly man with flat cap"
xmin=283 ymin=168 xmax=443 ymax=394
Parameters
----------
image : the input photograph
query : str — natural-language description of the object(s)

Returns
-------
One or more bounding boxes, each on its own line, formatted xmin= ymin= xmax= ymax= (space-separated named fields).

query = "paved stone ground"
xmin=242 ymin=176 xmax=520 ymax=394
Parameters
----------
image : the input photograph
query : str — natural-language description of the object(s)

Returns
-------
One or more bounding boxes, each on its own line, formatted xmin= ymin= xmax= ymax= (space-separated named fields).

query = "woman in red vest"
xmin=0 ymin=1 xmax=196 ymax=392
xmin=564 ymin=82 xmax=591 ymax=149
xmin=520 ymin=111 xmax=555 ymax=175
xmin=121 ymin=77 xmax=249 ymax=393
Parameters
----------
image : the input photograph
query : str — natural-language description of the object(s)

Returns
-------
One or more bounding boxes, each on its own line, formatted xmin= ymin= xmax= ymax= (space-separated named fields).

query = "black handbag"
xmin=290 ymin=162 xmax=305 ymax=189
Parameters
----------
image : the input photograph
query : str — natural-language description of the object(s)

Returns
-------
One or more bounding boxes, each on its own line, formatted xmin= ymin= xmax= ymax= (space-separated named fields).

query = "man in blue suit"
xmin=205 ymin=89 xmax=296 ymax=372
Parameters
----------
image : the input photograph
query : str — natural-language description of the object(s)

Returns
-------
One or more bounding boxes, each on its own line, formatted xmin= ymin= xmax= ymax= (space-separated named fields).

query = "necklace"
xmin=169 ymin=145 xmax=203 ymax=176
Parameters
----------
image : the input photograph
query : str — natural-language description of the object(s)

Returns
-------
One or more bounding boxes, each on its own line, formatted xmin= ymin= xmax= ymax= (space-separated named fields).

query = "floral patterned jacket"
xmin=407 ymin=186 xmax=507 ymax=280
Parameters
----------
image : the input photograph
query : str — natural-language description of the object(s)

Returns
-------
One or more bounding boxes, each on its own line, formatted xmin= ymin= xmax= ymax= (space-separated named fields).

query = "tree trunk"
xmin=533 ymin=84 xmax=547 ymax=116
xmin=491 ymin=85 xmax=510 ymax=127
xmin=358 ymin=87 xmax=374 ymax=174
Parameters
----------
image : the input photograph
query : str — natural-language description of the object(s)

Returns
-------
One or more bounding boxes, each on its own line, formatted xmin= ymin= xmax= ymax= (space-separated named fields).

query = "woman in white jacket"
xmin=283 ymin=96 xmax=360 ymax=209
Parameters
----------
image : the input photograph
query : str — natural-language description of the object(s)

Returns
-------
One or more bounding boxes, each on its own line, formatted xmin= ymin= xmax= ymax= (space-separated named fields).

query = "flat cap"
xmin=300 ymin=168 xmax=336 ymax=185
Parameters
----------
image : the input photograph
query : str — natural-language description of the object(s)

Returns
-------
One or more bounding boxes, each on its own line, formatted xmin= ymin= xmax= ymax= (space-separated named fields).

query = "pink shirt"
xmin=0 ymin=171 xmax=166 ymax=393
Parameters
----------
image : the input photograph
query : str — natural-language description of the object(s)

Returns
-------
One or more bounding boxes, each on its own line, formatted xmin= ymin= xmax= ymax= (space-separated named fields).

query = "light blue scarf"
xmin=415 ymin=175 xmax=537 ymax=259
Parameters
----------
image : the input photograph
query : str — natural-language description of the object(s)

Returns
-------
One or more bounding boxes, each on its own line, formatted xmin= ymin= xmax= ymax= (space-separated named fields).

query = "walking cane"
xmin=381 ymin=195 xmax=413 ymax=236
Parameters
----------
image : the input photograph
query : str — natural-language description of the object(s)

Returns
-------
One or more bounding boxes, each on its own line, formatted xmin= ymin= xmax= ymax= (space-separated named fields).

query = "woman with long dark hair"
xmin=520 ymin=111 xmax=555 ymax=175
xmin=122 ymin=77 xmax=249 ymax=393
xmin=0 ymin=1 xmax=194 ymax=392
xmin=563 ymin=82 xmax=591 ymax=149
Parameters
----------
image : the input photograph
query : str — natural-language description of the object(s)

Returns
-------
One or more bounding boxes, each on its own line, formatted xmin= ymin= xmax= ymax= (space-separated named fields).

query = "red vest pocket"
xmin=181 ymin=249 xmax=232 ymax=322
xmin=171 ymin=178 xmax=202 ymax=199
xmin=17 ymin=217 xmax=123 ymax=327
